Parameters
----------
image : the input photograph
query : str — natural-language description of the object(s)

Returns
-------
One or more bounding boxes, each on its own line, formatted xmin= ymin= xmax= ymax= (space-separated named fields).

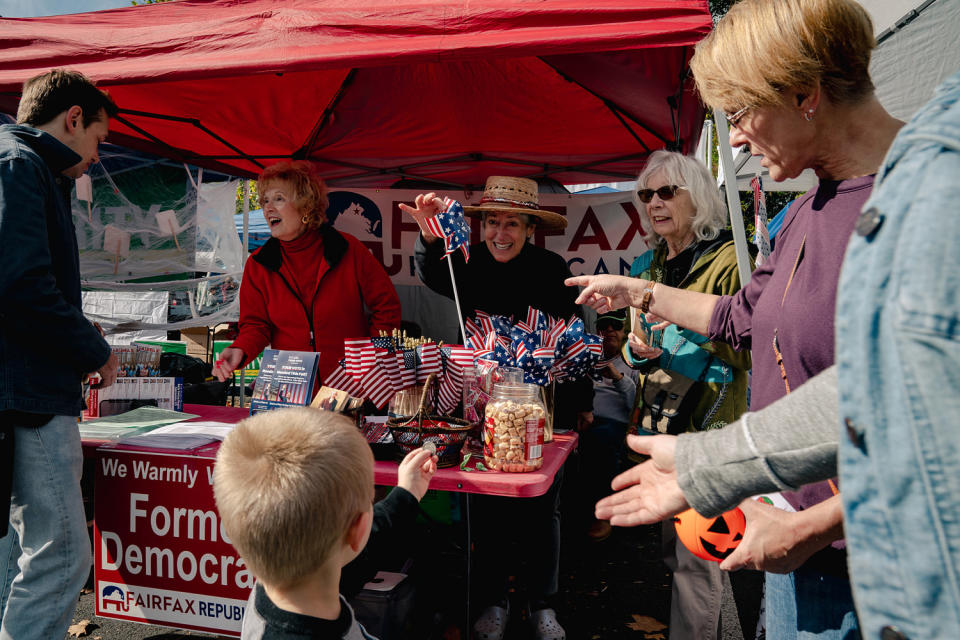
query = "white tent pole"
xmin=697 ymin=119 xmax=714 ymax=174
xmin=242 ymin=180 xmax=250 ymax=254
xmin=713 ymin=109 xmax=752 ymax=285
xmin=239 ymin=180 xmax=250 ymax=407
xmin=447 ymin=259 xmax=469 ymax=344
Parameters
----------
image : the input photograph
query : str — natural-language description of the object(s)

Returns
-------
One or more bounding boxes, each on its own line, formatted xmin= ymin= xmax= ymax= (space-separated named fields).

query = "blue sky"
xmin=0 ymin=0 xmax=134 ymax=17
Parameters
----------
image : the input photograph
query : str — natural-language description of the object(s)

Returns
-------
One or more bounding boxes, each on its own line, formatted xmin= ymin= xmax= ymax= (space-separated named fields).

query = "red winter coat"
xmin=230 ymin=226 xmax=401 ymax=380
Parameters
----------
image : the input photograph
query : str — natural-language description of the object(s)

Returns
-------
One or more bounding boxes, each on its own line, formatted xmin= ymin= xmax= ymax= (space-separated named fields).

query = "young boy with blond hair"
xmin=214 ymin=407 xmax=437 ymax=639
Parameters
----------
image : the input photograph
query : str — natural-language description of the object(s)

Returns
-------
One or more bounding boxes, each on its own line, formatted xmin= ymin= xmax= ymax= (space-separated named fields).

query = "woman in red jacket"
xmin=213 ymin=161 xmax=401 ymax=383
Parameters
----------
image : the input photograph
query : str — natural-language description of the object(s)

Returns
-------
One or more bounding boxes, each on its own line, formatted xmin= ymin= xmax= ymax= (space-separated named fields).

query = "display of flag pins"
xmin=155 ymin=209 xmax=182 ymax=251
xmin=76 ymin=174 xmax=93 ymax=222
xmin=103 ymin=224 xmax=130 ymax=275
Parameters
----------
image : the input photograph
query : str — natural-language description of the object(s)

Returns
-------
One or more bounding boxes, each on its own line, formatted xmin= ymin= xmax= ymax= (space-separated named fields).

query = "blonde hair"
xmin=213 ymin=407 xmax=373 ymax=588
xmin=691 ymin=0 xmax=875 ymax=112
xmin=635 ymin=150 xmax=727 ymax=247
xmin=258 ymin=160 xmax=330 ymax=230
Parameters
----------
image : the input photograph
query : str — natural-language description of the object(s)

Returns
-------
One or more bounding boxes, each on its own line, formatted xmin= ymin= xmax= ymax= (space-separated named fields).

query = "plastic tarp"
xmin=75 ymin=162 xmax=244 ymax=335
xmin=0 ymin=0 xmax=712 ymax=187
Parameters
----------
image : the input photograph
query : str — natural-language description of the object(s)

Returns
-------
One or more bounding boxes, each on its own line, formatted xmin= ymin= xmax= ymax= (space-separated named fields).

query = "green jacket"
xmin=623 ymin=232 xmax=751 ymax=433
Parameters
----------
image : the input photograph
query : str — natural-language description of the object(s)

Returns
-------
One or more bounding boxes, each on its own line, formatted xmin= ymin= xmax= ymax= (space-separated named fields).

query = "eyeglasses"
xmin=724 ymin=105 xmax=750 ymax=129
xmin=636 ymin=185 xmax=687 ymax=204
xmin=596 ymin=320 xmax=624 ymax=332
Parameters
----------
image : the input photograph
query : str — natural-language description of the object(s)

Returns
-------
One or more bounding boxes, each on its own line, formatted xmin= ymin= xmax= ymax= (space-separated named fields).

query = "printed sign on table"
xmin=94 ymin=446 xmax=251 ymax=637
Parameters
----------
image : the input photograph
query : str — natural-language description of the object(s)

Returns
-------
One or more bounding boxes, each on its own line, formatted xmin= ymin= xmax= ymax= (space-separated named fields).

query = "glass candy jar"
xmin=483 ymin=379 xmax=546 ymax=472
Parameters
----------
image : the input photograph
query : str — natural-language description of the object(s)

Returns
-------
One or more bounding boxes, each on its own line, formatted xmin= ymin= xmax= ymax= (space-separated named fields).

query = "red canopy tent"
xmin=0 ymin=0 xmax=712 ymax=187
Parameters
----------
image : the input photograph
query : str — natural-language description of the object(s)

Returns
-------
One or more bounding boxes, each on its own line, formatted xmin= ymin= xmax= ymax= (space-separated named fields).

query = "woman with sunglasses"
xmin=568 ymin=1 xmax=904 ymax=638
xmin=623 ymin=150 xmax=758 ymax=640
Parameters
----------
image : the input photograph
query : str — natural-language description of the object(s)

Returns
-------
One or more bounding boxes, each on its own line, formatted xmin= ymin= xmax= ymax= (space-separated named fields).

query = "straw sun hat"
xmin=463 ymin=176 xmax=568 ymax=230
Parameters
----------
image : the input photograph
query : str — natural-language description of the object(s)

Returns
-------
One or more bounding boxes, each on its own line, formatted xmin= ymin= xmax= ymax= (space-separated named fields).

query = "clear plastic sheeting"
xmin=81 ymin=291 xmax=168 ymax=344
xmin=75 ymin=163 xmax=244 ymax=335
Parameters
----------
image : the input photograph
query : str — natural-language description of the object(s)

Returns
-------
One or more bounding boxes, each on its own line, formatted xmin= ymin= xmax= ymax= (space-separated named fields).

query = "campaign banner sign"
xmin=94 ymin=447 xmax=251 ymax=637
xmin=248 ymin=349 xmax=320 ymax=415
xmin=325 ymin=188 xmax=651 ymax=287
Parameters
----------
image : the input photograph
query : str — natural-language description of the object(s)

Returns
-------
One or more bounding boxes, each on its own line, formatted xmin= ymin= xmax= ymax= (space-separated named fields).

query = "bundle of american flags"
xmin=465 ymin=307 xmax=604 ymax=386
xmin=322 ymin=335 xmax=475 ymax=412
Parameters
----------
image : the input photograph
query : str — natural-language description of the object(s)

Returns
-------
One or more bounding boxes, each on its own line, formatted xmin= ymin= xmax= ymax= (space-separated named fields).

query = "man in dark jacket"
xmin=0 ymin=69 xmax=119 ymax=640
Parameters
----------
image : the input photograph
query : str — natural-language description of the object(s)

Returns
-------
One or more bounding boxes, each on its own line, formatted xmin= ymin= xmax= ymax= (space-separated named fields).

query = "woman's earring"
xmin=300 ymin=215 xmax=310 ymax=224
xmin=804 ymin=109 xmax=815 ymax=122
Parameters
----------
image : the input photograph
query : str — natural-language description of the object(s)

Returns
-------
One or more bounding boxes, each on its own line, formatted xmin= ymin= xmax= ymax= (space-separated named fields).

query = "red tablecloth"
xmin=85 ymin=404 xmax=577 ymax=499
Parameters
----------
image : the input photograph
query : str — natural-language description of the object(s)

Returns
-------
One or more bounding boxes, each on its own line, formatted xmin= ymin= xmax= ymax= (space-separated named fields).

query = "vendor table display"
xmin=88 ymin=404 xmax=576 ymax=636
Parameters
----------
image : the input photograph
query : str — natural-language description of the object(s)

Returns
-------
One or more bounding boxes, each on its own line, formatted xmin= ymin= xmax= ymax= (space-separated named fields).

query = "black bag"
xmin=158 ymin=352 xmax=211 ymax=385
xmin=638 ymin=368 xmax=697 ymax=435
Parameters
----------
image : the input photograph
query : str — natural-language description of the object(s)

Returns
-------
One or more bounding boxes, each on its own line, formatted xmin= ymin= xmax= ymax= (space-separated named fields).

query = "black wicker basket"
xmin=386 ymin=374 xmax=475 ymax=467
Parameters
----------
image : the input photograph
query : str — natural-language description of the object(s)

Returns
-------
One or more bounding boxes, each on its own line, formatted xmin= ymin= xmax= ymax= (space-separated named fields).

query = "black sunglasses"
xmin=636 ymin=185 xmax=686 ymax=204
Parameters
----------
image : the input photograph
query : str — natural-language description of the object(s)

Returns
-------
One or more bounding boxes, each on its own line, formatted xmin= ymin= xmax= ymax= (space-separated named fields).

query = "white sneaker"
xmin=530 ymin=607 xmax=566 ymax=640
xmin=473 ymin=603 xmax=510 ymax=640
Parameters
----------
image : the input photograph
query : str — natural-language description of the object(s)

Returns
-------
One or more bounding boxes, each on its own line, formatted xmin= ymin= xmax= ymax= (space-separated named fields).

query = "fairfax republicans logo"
xmin=101 ymin=584 xmax=130 ymax=612
xmin=327 ymin=191 xmax=382 ymax=240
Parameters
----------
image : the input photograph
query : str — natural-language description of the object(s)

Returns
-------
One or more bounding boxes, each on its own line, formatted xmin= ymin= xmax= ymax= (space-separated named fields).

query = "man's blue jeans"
xmin=0 ymin=415 xmax=91 ymax=640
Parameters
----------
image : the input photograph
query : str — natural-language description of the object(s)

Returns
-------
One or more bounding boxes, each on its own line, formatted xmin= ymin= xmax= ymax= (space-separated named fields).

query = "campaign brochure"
xmin=249 ymin=349 xmax=320 ymax=415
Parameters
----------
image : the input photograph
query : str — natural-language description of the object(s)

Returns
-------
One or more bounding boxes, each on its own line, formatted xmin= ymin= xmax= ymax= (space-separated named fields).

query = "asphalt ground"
xmin=65 ymin=453 xmax=756 ymax=640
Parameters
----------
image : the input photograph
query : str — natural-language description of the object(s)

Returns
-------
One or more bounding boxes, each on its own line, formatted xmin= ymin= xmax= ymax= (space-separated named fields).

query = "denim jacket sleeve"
xmin=835 ymin=70 xmax=960 ymax=640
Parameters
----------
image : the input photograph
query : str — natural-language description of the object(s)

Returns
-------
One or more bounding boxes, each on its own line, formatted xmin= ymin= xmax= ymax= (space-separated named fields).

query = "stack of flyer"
xmin=85 ymin=343 xmax=182 ymax=418
xmin=249 ymin=349 xmax=320 ymax=415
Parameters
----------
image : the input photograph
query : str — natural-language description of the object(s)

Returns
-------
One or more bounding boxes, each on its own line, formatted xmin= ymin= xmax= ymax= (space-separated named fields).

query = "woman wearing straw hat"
xmin=403 ymin=175 xmax=590 ymax=640
xmin=407 ymin=175 xmax=574 ymax=323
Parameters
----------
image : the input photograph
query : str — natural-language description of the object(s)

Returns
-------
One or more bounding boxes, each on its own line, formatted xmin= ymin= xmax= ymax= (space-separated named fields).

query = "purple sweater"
xmin=709 ymin=175 xmax=874 ymax=520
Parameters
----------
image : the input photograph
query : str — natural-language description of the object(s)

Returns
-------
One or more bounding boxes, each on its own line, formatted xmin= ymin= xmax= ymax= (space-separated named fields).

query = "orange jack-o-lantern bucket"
xmin=673 ymin=507 xmax=745 ymax=562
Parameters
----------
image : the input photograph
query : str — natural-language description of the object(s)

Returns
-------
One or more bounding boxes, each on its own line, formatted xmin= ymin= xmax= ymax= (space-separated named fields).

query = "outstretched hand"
xmin=594 ymin=434 xmax=689 ymax=526
xmin=565 ymin=274 xmax=646 ymax=314
xmin=398 ymin=192 xmax=444 ymax=241
xmin=396 ymin=447 xmax=439 ymax=501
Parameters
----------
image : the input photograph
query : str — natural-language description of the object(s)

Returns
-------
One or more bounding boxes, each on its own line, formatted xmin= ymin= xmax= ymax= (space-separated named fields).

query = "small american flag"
xmin=324 ymin=359 xmax=363 ymax=397
xmin=345 ymin=338 xmax=374 ymax=377
xmin=378 ymin=348 xmax=402 ymax=394
xmin=400 ymin=349 xmax=417 ymax=388
xmin=417 ymin=342 xmax=441 ymax=382
xmin=360 ymin=365 xmax=394 ymax=409
xmin=436 ymin=345 xmax=475 ymax=414
xmin=423 ymin=197 xmax=470 ymax=262
xmin=371 ymin=336 xmax=395 ymax=352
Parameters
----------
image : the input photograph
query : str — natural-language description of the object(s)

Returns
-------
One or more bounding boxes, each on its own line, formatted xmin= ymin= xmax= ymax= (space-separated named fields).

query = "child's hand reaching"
xmin=397 ymin=447 xmax=439 ymax=501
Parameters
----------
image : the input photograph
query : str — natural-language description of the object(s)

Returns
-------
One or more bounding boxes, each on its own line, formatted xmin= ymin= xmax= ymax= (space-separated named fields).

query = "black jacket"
xmin=0 ymin=125 xmax=111 ymax=416
xmin=415 ymin=235 xmax=594 ymax=419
